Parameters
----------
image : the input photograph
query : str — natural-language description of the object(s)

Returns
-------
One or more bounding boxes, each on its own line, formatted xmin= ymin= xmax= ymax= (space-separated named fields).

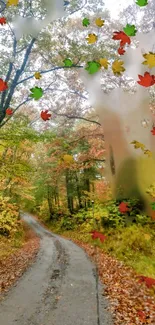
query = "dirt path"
xmin=0 ymin=213 xmax=113 ymax=325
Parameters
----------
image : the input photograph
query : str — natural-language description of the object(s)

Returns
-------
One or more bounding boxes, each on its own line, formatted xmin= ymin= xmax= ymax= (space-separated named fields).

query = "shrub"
xmin=101 ymin=198 xmax=151 ymax=228
xmin=0 ymin=196 xmax=20 ymax=236
xmin=60 ymin=216 xmax=75 ymax=230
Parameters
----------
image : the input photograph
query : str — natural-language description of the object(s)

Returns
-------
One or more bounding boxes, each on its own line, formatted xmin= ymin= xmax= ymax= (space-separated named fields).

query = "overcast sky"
xmin=103 ymin=0 xmax=134 ymax=18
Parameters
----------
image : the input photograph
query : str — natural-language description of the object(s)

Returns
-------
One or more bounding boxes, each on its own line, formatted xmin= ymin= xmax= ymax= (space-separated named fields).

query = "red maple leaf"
xmin=0 ymin=17 xmax=6 ymax=25
xmin=90 ymin=230 xmax=107 ymax=243
xmin=0 ymin=79 xmax=8 ymax=92
xmin=113 ymin=31 xmax=131 ymax=47
xmin=119 ymin=202 xmax=129 ymax=213
xmin=137 ymin=72 xmax=155 ymax=87
xmin=6 ymin=108 xmax=13 ymax=115
xmin=151 ymin=126 xmax=155 ymax=135
xmin=138 ymin=276 xmax=155 ymax=288
xmin=137 ymin=310 xmax=146 ymax=322
xmin=118 ymin=47 xmax=125 ymax=55
xmin=40 ymin=110 xmax=51 ymax=121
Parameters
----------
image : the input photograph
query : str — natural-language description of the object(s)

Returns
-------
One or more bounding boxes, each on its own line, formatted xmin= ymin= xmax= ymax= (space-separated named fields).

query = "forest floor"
xmin=0 ymin=222 xmax=40 ymax=296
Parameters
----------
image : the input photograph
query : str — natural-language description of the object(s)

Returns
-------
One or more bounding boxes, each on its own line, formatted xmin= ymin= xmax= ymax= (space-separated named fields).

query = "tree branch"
xmin=52 ymin=111 xmax=101 ymax=126
xmin=1 ymin=38 xmax=36 ymax=123
xmin=16 ymin=65 xmax=84 ymax=85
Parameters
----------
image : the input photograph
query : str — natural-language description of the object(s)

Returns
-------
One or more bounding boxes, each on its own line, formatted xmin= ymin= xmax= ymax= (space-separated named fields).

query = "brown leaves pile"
xmin=0 ymin=228 xmax=40 ymax=297
xmin=69 ymin=239 xmax=155 ymax=325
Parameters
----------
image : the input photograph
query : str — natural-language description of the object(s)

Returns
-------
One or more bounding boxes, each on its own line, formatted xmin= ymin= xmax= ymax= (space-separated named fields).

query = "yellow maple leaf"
xmin=143 ymin=149 xmax=152 ymax=157
xmin=130 ymin=141 xmax=146 ymax=150
xmin=112 ymin=60 xmax=125 ymax=75
xmin=63 ymin=154 xmax=74 ymax=163
xmin=34 ymin=72 xmax=42 ymax=80
xmin=7 ymin=0 xmax=19 ymax=6
xmin=98 ymin=58 xmax=109 ymax=69
xmin=142 ymin=52 xmax=155 ymax=69
xmin=95 ymin=18 xmax=104 ymax=27
xmin=86 ymin=34 xmax=98 ymax=44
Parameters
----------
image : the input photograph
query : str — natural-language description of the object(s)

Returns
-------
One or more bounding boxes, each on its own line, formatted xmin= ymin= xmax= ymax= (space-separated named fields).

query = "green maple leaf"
xmin=136 ymin=0 xmax=148 ymax=6
xmin=123 ymin=24 xmax=137 ymax=36
xmin=63 ymin=58 xmax=73 ymax=67
xmin=30 ymin=87 xmax=43 ymax=100
xmin=85 ymin=61 xmax=101 ymax=74
xmin=82 ymin=17 xmax=90 ymax=27
xmin=151 ymin=202 xmax=155 ymax=211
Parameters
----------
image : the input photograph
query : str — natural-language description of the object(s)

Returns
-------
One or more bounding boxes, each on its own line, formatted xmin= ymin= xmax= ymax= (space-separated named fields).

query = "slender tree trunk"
xmin=75 ymin=172 xmax=82 ymax=209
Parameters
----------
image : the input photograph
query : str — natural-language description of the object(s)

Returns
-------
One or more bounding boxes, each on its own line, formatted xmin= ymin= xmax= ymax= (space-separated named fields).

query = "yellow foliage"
xmin=0 ymin=196 xmax=20 ymax=236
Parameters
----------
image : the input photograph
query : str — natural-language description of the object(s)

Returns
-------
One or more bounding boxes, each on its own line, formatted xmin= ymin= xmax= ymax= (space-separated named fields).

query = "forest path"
xmin=0 ymin=213 xmax=113 ymax=325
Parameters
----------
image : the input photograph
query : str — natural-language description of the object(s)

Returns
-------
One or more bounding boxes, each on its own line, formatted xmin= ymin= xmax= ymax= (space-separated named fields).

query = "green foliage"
xmin=60 ymin=216 xmax=75 ymax=230
xmin=0 ymin=196 xmax=20 ymax=236
xmin=101 ymin=198 xmax=151 ymax=228
xmin=102 ymin=224 xmax=155 ymax=277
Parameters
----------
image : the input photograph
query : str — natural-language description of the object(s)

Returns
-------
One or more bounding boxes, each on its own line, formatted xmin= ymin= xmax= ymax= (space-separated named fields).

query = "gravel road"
xmin=0 ymin=213 xmax=113 ymax=325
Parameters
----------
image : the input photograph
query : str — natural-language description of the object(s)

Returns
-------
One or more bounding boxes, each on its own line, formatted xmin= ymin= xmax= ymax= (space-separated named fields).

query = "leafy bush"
xmin=60 ymin=216 xmax=75 ymax=230
xmin=101 ymin=198 xmax=151 ymax=228
xmin=0 ymin=196 xmax=20 ymax=236
xmin=102 ymin=224 xmax=155 ymax=277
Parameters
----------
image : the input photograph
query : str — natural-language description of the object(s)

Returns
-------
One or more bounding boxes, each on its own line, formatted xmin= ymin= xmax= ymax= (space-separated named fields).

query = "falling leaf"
xmin=40 ymin=110 xmax=51 ymax=121
xmin=82 ymin=17 xmax=90 ymax=27
xmin=151 ymin=202 xmax=155 ymax=210
xmin=151 ymin=126 xmax=155 ymax=135
xmin=7 ymin=0 xmax=19 ymax=6
xmin=138 ymin=275 xmax=155 ymax=288
xmin=30 ymin=87 xmax=43 ymax=100
xmin=86 ymin=33 xmax=97 ymax=44
xmin=118 ymin=47 xmax=125 ymax=55
xmin=63 ymin=154 xmax=74 ymax=163
xmin=142 ymin=52 xmax=155 ymax=69
xmin=123 ymin=24 xmax=137 ymax=36
xmin=137 ymin=310 xmax=146 ymax=322
xmin=112 ymin=60 xmax=125 ymax=75
xmin=63 ymin=58 xmax=73 ymax=67
xmin=119 ymin=202 xmax=130 ymax=213
xmin=130 ymin=140 xmax=146 ymax=150
xmin=0 ymin=79 xmax=8 ymax=92
xmin=112 ymin=31 xmax=131 ymax=47
xmin=34 ymin=72 xmax=42 ymax=79
xmin=85 ymin=61 xmax=101 ymax=74
xmin=144 ymin=149 xmax=152 ymax=157
xmin=136 ymin=0 xmax=148 ymax=6
xmin=137 ymin=72 xmax=155 ymax=87
xmin=90 ymin=230 xmax=107 ymax=243
xmin=98 ymin=58 xmax=109 ymax=69
xmin=95 ymin=17 xmax=104 ymax=27
xmin=6 ymin=108 xmax=13 ymax=115
xmin=0 ymin=17 xmax=6 ymax=25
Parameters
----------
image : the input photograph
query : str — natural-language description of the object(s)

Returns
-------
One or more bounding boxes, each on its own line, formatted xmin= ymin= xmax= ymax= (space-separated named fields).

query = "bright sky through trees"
xmin=104 ymin=0 xmax=134 ymax=18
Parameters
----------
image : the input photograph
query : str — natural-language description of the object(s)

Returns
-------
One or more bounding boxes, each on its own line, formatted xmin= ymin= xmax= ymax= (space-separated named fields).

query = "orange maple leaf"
xmin=137 ymin=72 xmax=155 ymax=87
xmin=40 ymin=110 xmax=51 ymax=121
xmin=0 ymin=79 xmax=8 ymax=91
xmin=113 ymin=31 xmax=131 ymax=47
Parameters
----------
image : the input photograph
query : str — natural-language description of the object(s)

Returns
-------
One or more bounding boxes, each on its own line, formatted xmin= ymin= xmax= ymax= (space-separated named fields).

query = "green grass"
xmin=48 ymin=223 xmax=155 ymax=278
